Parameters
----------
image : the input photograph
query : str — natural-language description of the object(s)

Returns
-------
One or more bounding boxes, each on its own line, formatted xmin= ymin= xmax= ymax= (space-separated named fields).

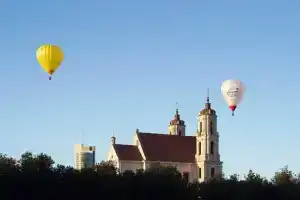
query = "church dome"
xmin=199 ymin=96 xmax=216 ymax=116
xmin=169 ymin=109 xmax=185 ymax=126
xmin=199 ymin=107 xmax=216 ymax=115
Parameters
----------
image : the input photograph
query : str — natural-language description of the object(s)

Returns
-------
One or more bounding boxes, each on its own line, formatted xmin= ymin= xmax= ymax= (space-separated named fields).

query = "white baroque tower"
xmin=195 ymin=94 xmax=223 ymax=182
xmin=168 ymin=109 xmax=186 ymax=136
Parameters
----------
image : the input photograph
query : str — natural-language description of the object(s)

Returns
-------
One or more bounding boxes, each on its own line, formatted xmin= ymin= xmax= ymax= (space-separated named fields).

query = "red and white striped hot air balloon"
xmin=221 ymin=79 xmax=245 ymax=116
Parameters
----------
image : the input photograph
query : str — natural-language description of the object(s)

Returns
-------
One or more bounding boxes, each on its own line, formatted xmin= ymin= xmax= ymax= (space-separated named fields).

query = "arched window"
xmin=210 ymin=121 xmax=213 ymax=134
xmin=199 ymin=142 xmax=201 ymax=154
xmin=211 ymin=167 xmax=215 ymax=177
xmin=210 ymin=141 xmax=214 ymax=154
xmin=199 ymin=168 xmax=202 ymax=178
xmin=200 ymin=122 xmax=202 ymax=132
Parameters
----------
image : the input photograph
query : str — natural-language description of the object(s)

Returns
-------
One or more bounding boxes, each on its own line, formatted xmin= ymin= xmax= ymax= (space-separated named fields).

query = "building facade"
xmin=74 ymin=144 xmax=96 ymax=170
xmin=107 ymin=96 xmax=223 ymax=182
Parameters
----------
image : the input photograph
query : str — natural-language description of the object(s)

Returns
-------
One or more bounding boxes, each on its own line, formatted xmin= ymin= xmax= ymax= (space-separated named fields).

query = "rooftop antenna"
xmin=205 ymin=88 xmax=211 ymax=109
xmin=206 ymin=88 xmax=210 ymax=103
xmin=81 ymin=131 xmax=84 ymax=145
xmin=175 ymin=102 xmax=180 ymax=115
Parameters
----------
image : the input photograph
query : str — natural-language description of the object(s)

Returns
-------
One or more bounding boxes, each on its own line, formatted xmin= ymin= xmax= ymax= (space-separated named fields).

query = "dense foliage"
xmin=0 ymin=152 xmax=300 ymax=200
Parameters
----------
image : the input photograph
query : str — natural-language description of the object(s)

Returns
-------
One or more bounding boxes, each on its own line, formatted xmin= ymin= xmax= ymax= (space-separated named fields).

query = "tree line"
xmin=0 ymin=151 xmax=300 ymax=200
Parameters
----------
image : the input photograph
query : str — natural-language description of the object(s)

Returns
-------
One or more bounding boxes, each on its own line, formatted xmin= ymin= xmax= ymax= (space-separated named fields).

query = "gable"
xmin=107 ymin=145 xmax=119 ymax=162
xmin=132 ymin=133 xmax=146 ymax=160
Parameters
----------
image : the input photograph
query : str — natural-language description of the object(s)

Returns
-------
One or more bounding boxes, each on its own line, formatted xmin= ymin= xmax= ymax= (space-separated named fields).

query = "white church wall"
xmin=132 ymin=133 xmax=146 ymax=160
xmin=106 ymin=147 xmax=120 ymax=169
xmin=107 ymin=146 xmax=117 ymax=161
xmin=119 ymin=160 xmax=143 ymax=173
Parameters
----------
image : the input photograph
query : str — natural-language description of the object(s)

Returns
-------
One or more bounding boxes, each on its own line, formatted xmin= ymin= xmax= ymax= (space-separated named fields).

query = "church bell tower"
xmin=195 ymin=90 xmax=223 ymax=182
xmin=168 ymin=108 xmax=186 ymax=136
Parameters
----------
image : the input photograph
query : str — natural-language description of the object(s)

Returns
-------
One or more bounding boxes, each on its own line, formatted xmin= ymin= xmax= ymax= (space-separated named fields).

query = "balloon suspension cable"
xmin=49 ymin=76 xmax=52 ymax=80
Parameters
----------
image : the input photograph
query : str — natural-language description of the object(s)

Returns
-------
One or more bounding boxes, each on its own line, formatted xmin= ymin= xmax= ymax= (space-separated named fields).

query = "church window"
xmin=210 ymin=141 xmax=214 ymax=155
xmin=211 ymin=167 xmax=215 ymax=177
xmin=199 ymin=142 xmax=201 ymax=154
xmin=199 ymin=168 xmax=201 ymax=178
xmin=210 ymin=121 xmax=213 ymax=134
xmin=200 ymin=122 xmax=202 ymax=132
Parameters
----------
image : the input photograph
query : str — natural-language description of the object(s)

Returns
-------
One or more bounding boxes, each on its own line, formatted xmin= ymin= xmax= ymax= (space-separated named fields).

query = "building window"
xmin=199 ymin=168 xmax=201 ymax=178
xmin=210 ymin=121 xmax=213 ymax=134
xmin=179 ymin=131 xmax=182 ymax=136
xmin=210 ymin=141 xmax=214 ymax=155
xmin=211 ymin=167 xmax=215 ymax=177
xmin=199 ymin=142 xmax=201 ymax=154
xmin=200 ymin=122 xmax=202 ymax=132
xmin=183 ymin=172 xmax=189 ymax=182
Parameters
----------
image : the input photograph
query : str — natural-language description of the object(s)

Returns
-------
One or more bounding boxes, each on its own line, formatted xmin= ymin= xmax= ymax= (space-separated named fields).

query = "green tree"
xmin=18 ymin=151 xmax=54 ymax=172
xmin=271 ymin=165 xmax=295 ymax=185
xmin=228 ymin=173 xmax=239 ymax=182
xmin=145 ymin=164 xmax=182 ymax=181
xmin=94 ymin=160 xmax=117 ymax=175
xmin=54 ymin=164 xmax=75 ymax=174
xmin=294 ymin=172 xmax=300 ymax=184
xmin=35 ymin=153 xmax=55 ymax=170
xmin=244 ymin=169 xmax=268 ymax=184
xmin=0 ymin=154 xmax=18 ymax=173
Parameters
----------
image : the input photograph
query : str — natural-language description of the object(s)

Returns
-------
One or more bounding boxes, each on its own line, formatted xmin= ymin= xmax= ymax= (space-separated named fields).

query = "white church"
xmin=107 ymin=96 xmax=223 ymax=183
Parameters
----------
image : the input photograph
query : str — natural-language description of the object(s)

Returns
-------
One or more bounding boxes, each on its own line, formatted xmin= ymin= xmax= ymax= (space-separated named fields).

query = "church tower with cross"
xmin=168 ymin=103 xmax=186 ymax=136
xmin=195 ymin=89 xmax=223 ymax=181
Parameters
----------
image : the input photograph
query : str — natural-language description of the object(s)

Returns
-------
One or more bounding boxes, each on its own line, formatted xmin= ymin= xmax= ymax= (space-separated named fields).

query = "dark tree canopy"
xmin=0 ymin=152 xmax=299 ymax=200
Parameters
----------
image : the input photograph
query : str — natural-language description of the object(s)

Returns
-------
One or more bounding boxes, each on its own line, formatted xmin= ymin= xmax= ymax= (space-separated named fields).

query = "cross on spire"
xmin=206 ymin=88 xmax=210 ymax=103
xmin=174 ymin=102 xmax=180 ymax=120
xmin=205 ymin=88 xmax=211 ymax=109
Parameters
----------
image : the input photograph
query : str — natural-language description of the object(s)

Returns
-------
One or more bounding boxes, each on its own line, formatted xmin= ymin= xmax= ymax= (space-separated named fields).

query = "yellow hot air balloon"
xmin=36 ymin=44 xmax=64 ymax=80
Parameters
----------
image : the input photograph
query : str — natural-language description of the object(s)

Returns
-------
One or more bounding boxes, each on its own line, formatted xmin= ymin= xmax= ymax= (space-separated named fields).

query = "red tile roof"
xmin=138 ymin=132 xmax=196 ymax=162
xmin=113 ymin=144 xmax=142 ymax=161
xmin=169 ymin=110 xmax=185 ymax=126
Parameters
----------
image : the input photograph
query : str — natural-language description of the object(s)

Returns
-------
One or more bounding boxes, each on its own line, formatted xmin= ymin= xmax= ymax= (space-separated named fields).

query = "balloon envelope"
xmin=36 ymin=44 xmax=64 ymax=76
xmin=221 ymin=79 xmax=245 ymax=111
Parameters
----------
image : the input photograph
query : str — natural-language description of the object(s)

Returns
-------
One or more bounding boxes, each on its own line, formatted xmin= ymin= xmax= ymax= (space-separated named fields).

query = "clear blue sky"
xmin=1 ymin=0 xmax=299 ymax=179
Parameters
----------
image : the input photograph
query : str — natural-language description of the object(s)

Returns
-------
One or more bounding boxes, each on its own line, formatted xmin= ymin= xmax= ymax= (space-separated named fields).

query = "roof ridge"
xmin=114 ymin=144 xmax=135 ymax=146
xmin=139 ymin=132 xmax=167 ymax=135
xmin=139 ymin=132 xmax=195 ymax=137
